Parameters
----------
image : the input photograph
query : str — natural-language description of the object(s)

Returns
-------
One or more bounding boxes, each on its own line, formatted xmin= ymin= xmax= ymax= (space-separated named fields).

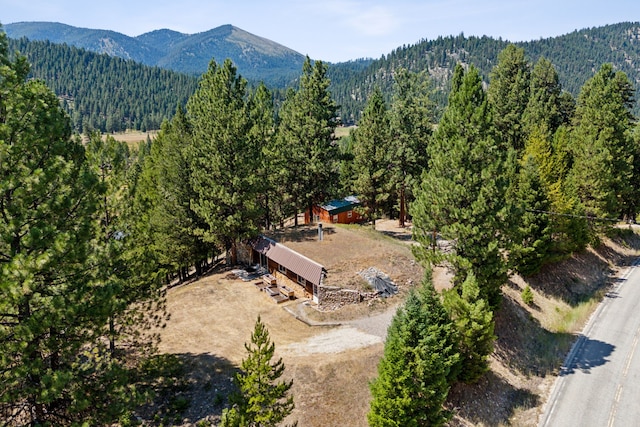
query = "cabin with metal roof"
xmin=245 ymin=235 xmax=326 ymax=303
xmin=305 ymin=195 xmax=364 ymax=225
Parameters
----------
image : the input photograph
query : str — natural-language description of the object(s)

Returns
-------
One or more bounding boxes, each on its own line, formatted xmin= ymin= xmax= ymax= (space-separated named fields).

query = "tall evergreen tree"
xmin=631 ymin=125 xmax=640 ymax=220
xmin=337 ymin=133 xmax=356 ymax=196
xmin=187 ymin=59 xmax=262 ymax=264
xmin=509 ymin=140 xmax=554 ymax=275
xmin=85 ymin=133 xmax=167 ymax=359
xmin=412 ymin=64 xmax=509 ymax=308
xmin=0 ymin=32 xmax=137 ymax=424
xmin=568 ymin=63 xmax=636 ymax=225
xmin=352 ymin=87 xmax=392 ymax=228
xmin=522 ymin=57 xmax=566 ymax=137
xmin=274 ymin=57 xmax=339 ymax=226
xmin=248 ymin=83 xmax=278 ymax=230
xmin=221 ymin=316 xmax=295 ymax=427
xmin=86 ymin=132 xmax=130 ymax=356
xmin=518 ymin=58 xmax=577 ymax=256
xmin=488 ymin=44 xmax=531 ymax=152
xmin=368 ymin=274 xmax=459 ymax=427
xmin=388 ymin=68 xmax=434 ymax=227
xmin=147 ymin=105 xmax=211 ymax=278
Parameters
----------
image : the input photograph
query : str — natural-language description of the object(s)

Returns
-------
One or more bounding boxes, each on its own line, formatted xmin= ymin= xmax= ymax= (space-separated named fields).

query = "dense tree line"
xmin=6 ymin=22 xmax=640 ymax=137
xmin=132 ymin=55 xmax=339 ymax=281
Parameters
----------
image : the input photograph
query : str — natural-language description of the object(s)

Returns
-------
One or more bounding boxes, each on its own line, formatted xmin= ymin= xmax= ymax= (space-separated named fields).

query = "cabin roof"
xmin=319 ymin=195 xmax=360 ymax=215
xmin=251 ymin=235 xmax=326 ymax=286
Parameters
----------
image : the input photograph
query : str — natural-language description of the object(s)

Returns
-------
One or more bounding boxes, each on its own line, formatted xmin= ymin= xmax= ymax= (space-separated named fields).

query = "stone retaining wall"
xmin=317 ymin=285 xmax=378 ymax=310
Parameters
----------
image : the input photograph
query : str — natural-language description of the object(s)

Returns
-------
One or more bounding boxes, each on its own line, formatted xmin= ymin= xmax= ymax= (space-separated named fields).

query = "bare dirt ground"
xmin=156 ymin=220 xmax=423 ymax=426
xmin=152 ymin=222 xmax=640 ymax=426
xmin=158 ymin=271 xmax=387 ymax=426
xmin=267 ymin=220 xmax=423 ymax=292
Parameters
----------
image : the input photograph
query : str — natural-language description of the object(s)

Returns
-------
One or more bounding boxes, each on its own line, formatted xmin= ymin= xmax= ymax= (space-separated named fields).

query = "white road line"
xmin=607 ymin=385 xmax=622 ymax=427
xmin=606 ymin=325 xmax=640 ymax=427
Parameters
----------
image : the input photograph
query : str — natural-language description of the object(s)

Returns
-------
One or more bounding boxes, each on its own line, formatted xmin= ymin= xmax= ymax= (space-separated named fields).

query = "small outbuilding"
xmin=305 ymin=195 xmax=364 ymax=225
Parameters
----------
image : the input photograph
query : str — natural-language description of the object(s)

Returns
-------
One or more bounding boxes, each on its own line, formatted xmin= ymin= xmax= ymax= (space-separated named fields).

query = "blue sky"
xmin=3 ymin=0 xmax=639 ymax=63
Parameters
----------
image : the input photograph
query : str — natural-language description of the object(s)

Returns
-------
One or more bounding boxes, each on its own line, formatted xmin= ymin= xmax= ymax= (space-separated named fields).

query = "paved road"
xmin=539 ymin=257 xmax=640 ymax=427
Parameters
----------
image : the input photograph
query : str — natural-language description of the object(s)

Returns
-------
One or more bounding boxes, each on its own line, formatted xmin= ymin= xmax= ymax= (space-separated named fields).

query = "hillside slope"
xmin=6 ymin=36 xmax=199 ymax=133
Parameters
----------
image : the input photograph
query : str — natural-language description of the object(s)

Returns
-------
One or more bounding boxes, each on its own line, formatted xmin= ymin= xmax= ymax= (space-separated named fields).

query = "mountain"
xmin=3 ymin=21 xmax=640 ymax=131
xmin=3 ymin=22 xmax=162 ymax=63
xmin=3 ymin=21 xmax=306 ymax=86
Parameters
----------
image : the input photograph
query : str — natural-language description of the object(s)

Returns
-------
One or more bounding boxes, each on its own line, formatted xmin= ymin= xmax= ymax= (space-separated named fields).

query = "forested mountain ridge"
xmin=330 ymin=22 xmax=640 ymax=123
xmin=3 ymin=21 xmax=306 ymax=86
xmin=6 ymin=37 xmax=199 ymax=133
xmin=3 ymin=21 xmax=640 ymax=132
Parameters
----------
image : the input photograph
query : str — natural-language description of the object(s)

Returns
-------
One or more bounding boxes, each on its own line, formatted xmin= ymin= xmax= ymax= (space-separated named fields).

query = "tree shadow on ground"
xmin=136 ymin=352 xmax=239 ymax=426
xmin=525 ymin=250 xmax=611 ymax=305
xmin=447 ymin=370 xmax=539 ymax=426
xmin=379 ymin=228 xmax=414 ymax=242
xmin=559 ymin=336 xmax=615 ymax=376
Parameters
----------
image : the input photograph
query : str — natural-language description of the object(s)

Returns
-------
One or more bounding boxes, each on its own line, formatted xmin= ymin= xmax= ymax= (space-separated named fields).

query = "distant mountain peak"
xmin=3 ymin=21 xmax=306 ymax=84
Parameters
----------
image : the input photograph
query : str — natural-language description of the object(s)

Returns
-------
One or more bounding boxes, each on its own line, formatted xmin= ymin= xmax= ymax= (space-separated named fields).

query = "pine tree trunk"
xmin=230 ymin=241 xmax=238 ymax=266
xmin=109 ymin=316 xmax=116 ymax=357
xmin=399 ymin=186 xmax=406 ymax=228
xmin=265 ymin=192 xmax=271 ymax=231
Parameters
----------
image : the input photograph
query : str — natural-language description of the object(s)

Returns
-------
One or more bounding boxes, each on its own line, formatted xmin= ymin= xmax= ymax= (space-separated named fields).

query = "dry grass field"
xmin=107 ymin=130 xmax=158 ymax=146
xmin=150 ymin=222 xmax=640 ymax=426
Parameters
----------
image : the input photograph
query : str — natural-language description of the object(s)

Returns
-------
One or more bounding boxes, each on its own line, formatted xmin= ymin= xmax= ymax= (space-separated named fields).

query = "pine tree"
xmin=412 ymin=64 xmax=509 ymax=308
xmin=0 ymin=32 xmax=138 ymax=424
xmin=509 ymin=152 xmax=554 ymax=276
xmin=248 ymin=83 xmax=277 ymax=230
xmin=187 ymin=59 xmax=262 ymax=264
xmin=523 ymin=125 xmax=589 ymax=255
xmin=337 ymin=133 xmax=356 ymax=196
xmin=86 ymin=132 xmax=132 ymax=356
xmin=368 ymin=274 xmax=459 ymax=427
xmin=352 ymin=87 xmax=392 ymax=228
xmin=388 ymin=68 xmax=434 ymax=227
xmin=146 ymin=105 xmax=211 ymax=278
xmin=221 ymin=316 xmax=295 ymax=427
xmin=274 ymin=57 xmax=339 ymax=226
xmin=630 ymin=125 xmax=640 ymax=221
xmin=568 ymin=63 xmax=636 ymax=225
xmin=522 ymin=57 xmax=566 ymax=138
xmin=488 ymin=44 xmax=531 ymax=152
xmin=443 ymin=272 xmax=495 ymax=383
